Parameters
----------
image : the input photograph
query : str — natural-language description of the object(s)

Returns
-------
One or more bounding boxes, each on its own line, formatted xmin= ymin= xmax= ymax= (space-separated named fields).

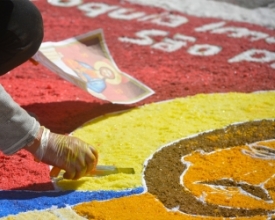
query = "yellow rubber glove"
xmin=26 ymin=127 xmax=98 ymax=180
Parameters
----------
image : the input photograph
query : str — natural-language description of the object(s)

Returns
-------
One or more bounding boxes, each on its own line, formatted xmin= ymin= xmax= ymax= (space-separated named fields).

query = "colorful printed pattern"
xmin=0 ymin=0 xmax=274 ymax=219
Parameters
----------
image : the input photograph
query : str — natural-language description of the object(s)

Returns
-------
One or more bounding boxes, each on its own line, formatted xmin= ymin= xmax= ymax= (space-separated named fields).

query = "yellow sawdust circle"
xmin=56 ymin=91 xmax=275 ymax=191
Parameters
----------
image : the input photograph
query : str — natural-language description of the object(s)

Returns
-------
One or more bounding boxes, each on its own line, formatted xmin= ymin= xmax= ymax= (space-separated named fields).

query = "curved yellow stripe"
xmin=56 ymin=92 xmax=275 ymax=190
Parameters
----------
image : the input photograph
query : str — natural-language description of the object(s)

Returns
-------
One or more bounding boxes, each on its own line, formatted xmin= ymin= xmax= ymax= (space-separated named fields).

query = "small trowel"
xmin=50 ymin=165 xmax=135 ymax=179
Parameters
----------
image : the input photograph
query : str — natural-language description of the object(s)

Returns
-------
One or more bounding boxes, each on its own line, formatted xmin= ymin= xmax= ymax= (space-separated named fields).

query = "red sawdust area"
xmin=0 ymin=0 xmax=274 ymax=190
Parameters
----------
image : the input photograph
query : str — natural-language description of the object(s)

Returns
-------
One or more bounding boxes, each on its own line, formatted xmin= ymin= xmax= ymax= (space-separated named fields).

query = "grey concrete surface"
xmin=210 ymin=0 xmax=275 ymax=9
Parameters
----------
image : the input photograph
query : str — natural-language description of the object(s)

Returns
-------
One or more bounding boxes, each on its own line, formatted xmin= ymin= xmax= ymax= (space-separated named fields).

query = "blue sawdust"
xmin=0 ymin=187 xmax=144 ymax=217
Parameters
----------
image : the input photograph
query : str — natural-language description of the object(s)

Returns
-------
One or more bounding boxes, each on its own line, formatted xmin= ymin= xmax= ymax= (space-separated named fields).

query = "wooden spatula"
xmin=50 ymin=165 xmax=135 ymax=178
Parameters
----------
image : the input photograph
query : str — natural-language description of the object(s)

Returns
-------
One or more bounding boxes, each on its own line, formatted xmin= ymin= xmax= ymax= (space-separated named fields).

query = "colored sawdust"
xmin=0 ymin=150 xmax=53 ymax=191
xmin=2 ymin=92 xmax=275 ymax=219
xmin=0 ymin=0 xmax=274 ymax=218
xmin=183 ymin=142 xmax=275 ymax=210
xmin=56 ymin=91 xmax=275 ymax=191
xmin=144 ymin=119 xmax=275 ymax=217
xmin=0 ymin=208 xmax=86 ymax=220
xmin=73 ymin=193 xmax=196 ymax=220
xmin=73 ymin=193 xmax=272 ymax=220
xmin=1 ymin=0 xmax=274 ymax=193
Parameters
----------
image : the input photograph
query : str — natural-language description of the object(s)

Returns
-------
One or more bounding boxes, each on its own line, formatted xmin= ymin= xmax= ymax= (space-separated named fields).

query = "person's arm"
xmin=0 ymin=84 xmax=98 ymax=179
xmin=0 ymin=84 xmax=40 ymax=155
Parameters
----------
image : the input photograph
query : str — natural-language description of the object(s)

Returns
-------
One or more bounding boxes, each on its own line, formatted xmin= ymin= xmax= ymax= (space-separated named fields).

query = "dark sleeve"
xmin=0 ymin=0 xmax=14 ymax=31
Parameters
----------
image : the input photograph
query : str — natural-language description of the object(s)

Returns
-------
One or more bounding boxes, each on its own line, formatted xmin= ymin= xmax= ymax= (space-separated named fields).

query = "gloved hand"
xmin=25 ymin=126 xmax=98 ymax=180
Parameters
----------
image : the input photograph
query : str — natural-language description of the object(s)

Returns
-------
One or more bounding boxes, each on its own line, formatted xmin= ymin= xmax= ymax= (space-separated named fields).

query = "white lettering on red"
xmin=48 ymin=0 xmax=82 ymax=7
xmin=188 ymin=44 xmax=222 ymax=56
xmin=108 ymin=8 xmax=145 ymax=20
xmin=229 ymin=49 xmax=275 ymax=63
xmin=119 ymin=30 xmax=168 ymax=45
xmin=78 ymin=3 xmax=118 ymax=17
